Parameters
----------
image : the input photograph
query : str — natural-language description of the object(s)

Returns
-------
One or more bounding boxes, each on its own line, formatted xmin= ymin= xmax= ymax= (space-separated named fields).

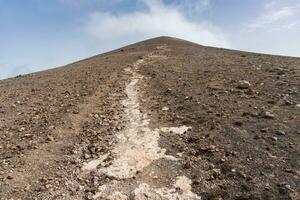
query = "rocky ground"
xmin=0 ymin=37 xmax=299 ymax=200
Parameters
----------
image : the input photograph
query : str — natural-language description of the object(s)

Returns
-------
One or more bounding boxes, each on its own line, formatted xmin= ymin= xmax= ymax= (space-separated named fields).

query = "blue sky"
xmin=1 ymin=0 xmax=300 ymax=80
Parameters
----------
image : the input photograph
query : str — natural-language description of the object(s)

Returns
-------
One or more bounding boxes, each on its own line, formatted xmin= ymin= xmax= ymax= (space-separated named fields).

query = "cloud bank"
xmin=86 ymin=0 xmax=230 ymax=49
xmin=235 ymin=0 xmax=300 ymax=57
xmin=246 ymin=1 xmax=300 ymax=32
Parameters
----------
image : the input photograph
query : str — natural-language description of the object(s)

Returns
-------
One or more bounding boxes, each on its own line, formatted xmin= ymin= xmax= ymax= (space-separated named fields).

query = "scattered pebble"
xmin=234 ymin=121 xmax=243 ymax=126
xmin=261 ymin=111 xmax=276 ymax=119
xmin=275 ymin=130 xmax=286 ymax=136
xmin=271 ymin=136 xmax=278 ymax=141
xmin=237 ymin=80 xmax=251 ymax=89
xmin=212 ymin=168 xmax=221 ymax=178
xmin=46 ymin=136 xmax=54 ymax=142
xmin=162 ymin=106 xmax=169 ymax=111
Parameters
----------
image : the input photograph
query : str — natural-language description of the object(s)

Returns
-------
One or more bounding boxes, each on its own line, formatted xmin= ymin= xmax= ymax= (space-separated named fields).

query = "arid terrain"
xmin=0 ymin=37 xmax=299 ymax=200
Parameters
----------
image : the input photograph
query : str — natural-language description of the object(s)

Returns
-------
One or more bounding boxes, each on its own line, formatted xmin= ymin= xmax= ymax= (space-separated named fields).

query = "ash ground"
xmin=0 ymin=37 xmax=299 ymax=199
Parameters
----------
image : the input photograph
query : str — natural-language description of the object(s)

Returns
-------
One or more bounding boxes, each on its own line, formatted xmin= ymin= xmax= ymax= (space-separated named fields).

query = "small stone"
xmin=208 ymin=145 xmax=217 ymax=152
xmin=271 ymin=136 xmax=278 ymax=141
xmin=278 ymin=184 xmax=291 ymax=195
xmin=245 ymin=89 xmax=255 ymax=95
xmin=237 ymin=80 xmax=251 ymax=89
xmin=187 ymin=136 xmax=199 ymax=143
xmin=296 ymin=104 xmax=300 ymax=109
xmin=275 ymin=130 xmax=286 ymax=136
xmin=24 ymin=185 xmax=30 ymax=191
xmin=24 ymin=134 xmax=34 ymax=140
xmin=284 ymin=184 xmax=292 ymax=190
xmin=284 ymin=168 xmax=295 ymax=173
xmin=73 ymin=110 xmax=79 ymax=114
xmin=267 ymin=100 xmax=276 ymax=104
xmin=234 ymin=121 xmax=243 ymax=126
xmin=162 ymin=107 xmax=169 ymax=111
xmin=250 ymin=112 xmax=259 ymax=117
xmin=7 ymin=175 xmax=13 ymax=180
xmin=86 ymin=192 xmax=94 ymax=200
xmin=165 ymin=88 xmax=172 ymax=93
xmin=183 ymin=159 xmax=193 ymax=169
xmin=18 ymin=127 xmax=26 ymax=132
xmin=46 ymin=136 xmax=54 ymax=142
xmin=192 ymin=180 xmax=200 ymax=185
xmin=212 ymin=168 xmax=221 ymax=178
xmin=84 ymin=153 xmax=91 ymax=159
xmin=237 ymin=171 xmax=247 ymax=179
xmin=89 ymin=147 xmax=97 ymax=154
xmin=261 ymin=111 xmax=275 ymax=119
xmin=260 ymin=128 xmax=268 ymax=133
xmin=201 ymin=145 xmax=217 ymax=152
xmin=254 ymin=135 xmax=260 ymax=140
xmin=284 ymin=100 xmax=293 ymax=105
xmin=267 ymin=152 xmax=277 ymax=158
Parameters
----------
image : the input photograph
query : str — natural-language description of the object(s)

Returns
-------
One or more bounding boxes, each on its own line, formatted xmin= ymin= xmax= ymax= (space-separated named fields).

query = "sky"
xmin=1 ymin=0 xmax=300 ymax=80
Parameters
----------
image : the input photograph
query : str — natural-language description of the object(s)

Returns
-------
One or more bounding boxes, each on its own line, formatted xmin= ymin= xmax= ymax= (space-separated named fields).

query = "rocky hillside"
xmin=0 ymin=37 xmax=299 ymax=200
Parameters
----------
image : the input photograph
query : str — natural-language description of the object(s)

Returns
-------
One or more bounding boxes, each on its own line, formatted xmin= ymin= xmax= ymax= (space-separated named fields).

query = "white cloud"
xmin=246 ymin=1 xmax=300 ymax=32
xmin=234 ymin=1 xmax=300 ymax=57
xmin=173 ymin=0 xmax=211 ymax=16
xmin=85 ymin=0 xmax=230 ymax=49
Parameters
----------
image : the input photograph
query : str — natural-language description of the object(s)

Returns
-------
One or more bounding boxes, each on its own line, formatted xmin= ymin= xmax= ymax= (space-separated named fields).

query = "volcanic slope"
xmin=0 ymin=37 xmax=299 ymax=200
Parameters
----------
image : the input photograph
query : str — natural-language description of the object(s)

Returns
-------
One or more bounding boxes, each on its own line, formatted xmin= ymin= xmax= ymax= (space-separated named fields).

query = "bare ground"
xmin=0 ymin=37 xmax=299 ymax=200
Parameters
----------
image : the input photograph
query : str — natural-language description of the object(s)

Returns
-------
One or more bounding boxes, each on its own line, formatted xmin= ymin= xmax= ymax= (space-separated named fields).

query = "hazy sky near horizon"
xmin=1 ymin=0 xmax=300 ymax=79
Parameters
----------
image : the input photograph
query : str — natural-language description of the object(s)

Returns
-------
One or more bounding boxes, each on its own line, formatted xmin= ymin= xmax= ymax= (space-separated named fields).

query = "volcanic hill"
xmin=0 ymin=37 xmax=299 ymax=200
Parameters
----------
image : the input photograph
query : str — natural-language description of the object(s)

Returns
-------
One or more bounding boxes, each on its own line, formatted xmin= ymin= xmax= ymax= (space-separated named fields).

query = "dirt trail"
xmin=83 ymin=48 xmax=200 ymax=199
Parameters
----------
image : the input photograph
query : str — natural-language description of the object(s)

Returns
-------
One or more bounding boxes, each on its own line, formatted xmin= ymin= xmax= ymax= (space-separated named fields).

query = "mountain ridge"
xmin=2 ymin=36 xmax=299 ymax=82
